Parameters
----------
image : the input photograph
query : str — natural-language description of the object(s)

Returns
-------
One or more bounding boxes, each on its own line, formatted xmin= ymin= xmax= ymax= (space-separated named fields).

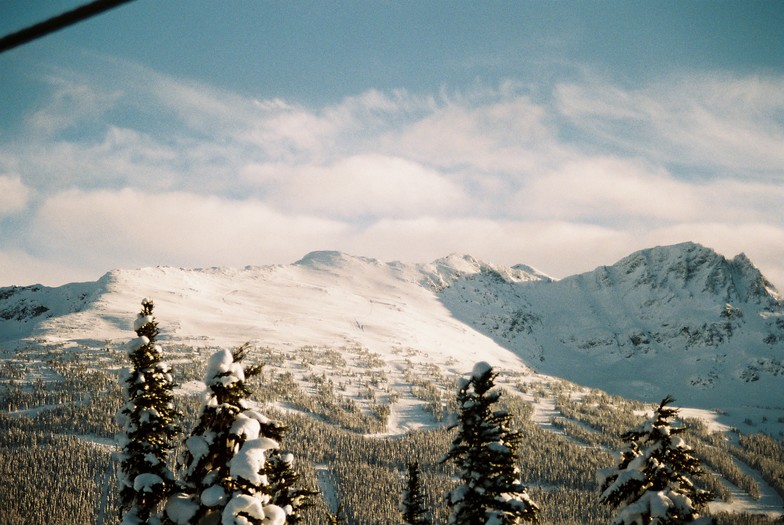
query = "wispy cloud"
xmin=3 ymin=59 xmax=784 ymax=289
xmin=0 ymin=174 xmax=30 ymax=216
xmin=555 ymin=74 xmax=784 ymax=175
xmin=24 ymin=72 xmax=122 ymax=135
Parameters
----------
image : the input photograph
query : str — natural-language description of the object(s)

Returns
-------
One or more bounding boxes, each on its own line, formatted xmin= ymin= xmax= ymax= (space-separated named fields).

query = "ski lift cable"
xmin=0 ymin=0 xmax=137 ymax=54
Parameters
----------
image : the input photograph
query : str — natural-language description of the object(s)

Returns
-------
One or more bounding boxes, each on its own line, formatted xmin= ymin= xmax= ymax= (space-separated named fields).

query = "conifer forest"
xmin=1 ymin=299 xmax=783 ymax=524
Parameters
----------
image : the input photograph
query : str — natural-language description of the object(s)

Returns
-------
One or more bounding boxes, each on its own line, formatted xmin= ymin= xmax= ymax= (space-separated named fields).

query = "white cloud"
xmin=512 ymin=156 xmax=699 ymax=222
xmin=0 ymin=174 xmax=31 ymax=216
xmin=344 ymin=217 xmax=632 ymax=278
xmin=0 ymin=127 xmax=188 ymax=192
xmin=387 ymin=95 xmax=562 ymax=174
xmin=117 ymin=62 xmax=436 ymax=164
xmin=697 ymin=179 xmax=784 ymax=223
xmin=512 ymin=156 xmax=784 ymax=225
xmin=3 ymin=62 xmax=784 ymax=292
xmin=243 ymin=106 xmax=341 ymax=161
xmin=29 ymin=189 xmax=349 ymax=272
xmin=347 ymin=217 xmax=784 ymax=291
xmin=241 ymin=154 xmax=470 ymax=218
xmin=241 ymin=88 xmax=438 ymax=162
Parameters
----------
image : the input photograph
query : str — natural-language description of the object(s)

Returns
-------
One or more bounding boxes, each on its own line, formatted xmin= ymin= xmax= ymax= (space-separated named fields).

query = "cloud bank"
xmin=1 ymin=60 xmax=783 ymax=289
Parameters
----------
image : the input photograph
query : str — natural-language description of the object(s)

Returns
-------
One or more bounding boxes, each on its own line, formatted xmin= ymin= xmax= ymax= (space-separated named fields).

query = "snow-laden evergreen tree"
xmin=401 ymin=461 xmax=431 ymax=525
xmin=597 ymin=395 xmax=715 ymax=525
xmin=443 ymin=362 xmax=540 ymax=525
xmin=265 ymin=450 xmax=318 ymax=523
xmin=117 ymin=298 xmax=181 ymax=525
xmin=166 ymin=344 xmax=287 ymax=525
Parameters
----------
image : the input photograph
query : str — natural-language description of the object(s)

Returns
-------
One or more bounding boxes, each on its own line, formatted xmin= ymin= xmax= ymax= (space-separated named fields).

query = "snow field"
xmin=1 ymin=245 xmax=783 ymax=521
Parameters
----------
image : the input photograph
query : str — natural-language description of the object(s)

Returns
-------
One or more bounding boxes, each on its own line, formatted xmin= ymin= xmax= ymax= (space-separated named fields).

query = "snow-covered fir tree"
xmin=401 ymin=461 xmax=431 ymax=525
xmin=597 ymin=395 xmax=715 ymax=525
xmin=117 ymin=298 xmax=181 ymax=525
xmin=167 ymin=344 xmax=287 ymax=525
xmin=265 ymin=450 xmax=318 ymax=523
xmin=443 ymin=362 xmax=540 ymax=525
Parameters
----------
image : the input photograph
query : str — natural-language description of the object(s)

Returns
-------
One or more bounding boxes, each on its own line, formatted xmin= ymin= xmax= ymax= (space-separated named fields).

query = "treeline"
xmin=0 ymin=339 xmax=783 ymax=524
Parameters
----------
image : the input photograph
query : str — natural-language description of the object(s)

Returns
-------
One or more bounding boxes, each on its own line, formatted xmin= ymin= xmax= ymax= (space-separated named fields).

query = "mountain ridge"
xmin=435 ymin=241 xmax=783 ymax=409
xmin=0 ymin=242 xmax=782 ymax=418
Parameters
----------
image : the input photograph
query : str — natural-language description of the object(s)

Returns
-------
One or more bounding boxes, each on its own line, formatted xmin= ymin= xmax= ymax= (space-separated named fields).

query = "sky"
xmin=1 ymin=0 xmax=783 ymax=289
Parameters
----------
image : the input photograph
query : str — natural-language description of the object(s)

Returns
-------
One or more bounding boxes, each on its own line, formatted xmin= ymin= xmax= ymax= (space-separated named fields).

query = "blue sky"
xmin=1 ymin=1 xmax=783 ymax=288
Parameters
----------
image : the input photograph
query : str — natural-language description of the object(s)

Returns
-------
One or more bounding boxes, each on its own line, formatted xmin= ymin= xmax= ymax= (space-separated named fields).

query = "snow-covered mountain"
xmin=1 ymin=242 xmax=782 ymax=418
xmin=437 ymin=242 xmax=784 ymax=409
xmin=0 ymin=250 xmax=541 ymax=376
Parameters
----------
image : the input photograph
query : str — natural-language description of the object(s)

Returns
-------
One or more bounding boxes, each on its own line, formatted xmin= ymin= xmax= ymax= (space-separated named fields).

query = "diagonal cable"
xmin=0 ymin=0 xmax=136 ymax=54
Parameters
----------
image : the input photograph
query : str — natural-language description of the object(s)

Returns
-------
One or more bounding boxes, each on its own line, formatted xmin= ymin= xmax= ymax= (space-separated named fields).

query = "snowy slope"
xmin=438 ymin=242 xmax=784 ymax=412
xmin=0 ymin=242 xmax=782 ymax=420
xmin=0 ymin=281 xmax=102 ymax=342
xmin=0 ymin=251 xmax=541 ymax=376
xmin=2 ymin=243 xmax=783 ymax=520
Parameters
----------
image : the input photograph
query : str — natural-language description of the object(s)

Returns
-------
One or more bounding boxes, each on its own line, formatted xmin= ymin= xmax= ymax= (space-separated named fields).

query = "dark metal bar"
xmin=0 ymin=0 xmax=136 ymax=54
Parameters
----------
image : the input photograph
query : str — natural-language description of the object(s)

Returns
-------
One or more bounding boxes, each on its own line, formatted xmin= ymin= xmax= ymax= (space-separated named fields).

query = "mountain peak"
xmin=430 ymin=253 xmax=483 ymax=273
xmin=730 ymin=252 xmax=780 ymax=302
xmin=512 ymin=263 xmax=554 ymax=282
xmin=1 ymin=243 xmax=782 ymax=416
xmin=418 ymin=254 xmax=548 ymax=291
xmin=293 ymin=251 xmax=381 ymax=268
xmin=604 ymin=242 xmax=778 ymax=305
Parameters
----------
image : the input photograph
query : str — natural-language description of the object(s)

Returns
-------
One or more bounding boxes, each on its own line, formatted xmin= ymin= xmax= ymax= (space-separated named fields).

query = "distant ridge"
xmin=437 ymin=242 xmax=783 ymax=408
xmin=0 ymin=242 xmax=781 ymax=414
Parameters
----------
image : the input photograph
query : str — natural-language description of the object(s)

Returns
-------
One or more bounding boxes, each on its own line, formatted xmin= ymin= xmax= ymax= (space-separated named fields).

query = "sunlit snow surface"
xmin=7 ymin=251 xmax=538 ymax=372
xmin=1 ymin=245 xmax=782 ymax=430
xmin=1 ymin=244 xmax=783 ymax=518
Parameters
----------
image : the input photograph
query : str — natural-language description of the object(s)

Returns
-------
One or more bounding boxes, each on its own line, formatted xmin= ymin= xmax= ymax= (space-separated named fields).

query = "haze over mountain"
xmin=1 ymin=242 xmax=782 ymax=428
